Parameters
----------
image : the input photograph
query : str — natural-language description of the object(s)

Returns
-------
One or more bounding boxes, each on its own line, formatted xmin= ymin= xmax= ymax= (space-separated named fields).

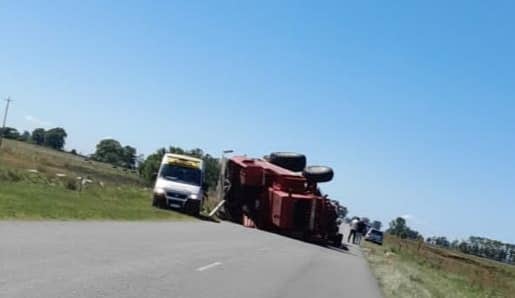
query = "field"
xmin=0 ymin=139 xmax=189 ymax=220
xmin=363 ymin=235 xmax=515 ymax=298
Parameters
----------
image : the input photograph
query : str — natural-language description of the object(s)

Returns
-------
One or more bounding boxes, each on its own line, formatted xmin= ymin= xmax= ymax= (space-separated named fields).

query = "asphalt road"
xmin=1 ymin=221 xmax=382 ymax=298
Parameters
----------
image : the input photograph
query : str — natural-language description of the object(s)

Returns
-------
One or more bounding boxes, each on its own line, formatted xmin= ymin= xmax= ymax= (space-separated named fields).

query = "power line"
xmin=0 ymin=97 xmax=13 ymax=148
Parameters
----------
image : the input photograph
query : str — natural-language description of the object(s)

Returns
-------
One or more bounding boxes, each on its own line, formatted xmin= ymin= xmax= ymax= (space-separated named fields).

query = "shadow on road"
xmin=325 ymin=242 xmax=364 ymax=257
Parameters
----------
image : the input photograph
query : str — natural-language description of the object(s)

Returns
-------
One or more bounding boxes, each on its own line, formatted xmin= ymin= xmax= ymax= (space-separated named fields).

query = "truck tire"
xmin=269 ymin=152 xmax=306 ymax=172
xmin=333 ymin=233 xmax=343 ymax=247
xmin=303 ymin=166 xmax=334 ymax=183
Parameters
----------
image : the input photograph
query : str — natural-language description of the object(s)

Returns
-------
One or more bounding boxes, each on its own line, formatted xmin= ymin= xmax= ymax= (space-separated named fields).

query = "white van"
xmin=152 ymin=153 xmax=205 ymax=216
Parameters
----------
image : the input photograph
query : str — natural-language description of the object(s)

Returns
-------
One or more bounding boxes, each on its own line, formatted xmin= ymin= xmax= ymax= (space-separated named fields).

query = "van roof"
xmin=161 ymin=154 xmax=203 ymax=170
xmin=163 ymin=153 xmax=202 ymax=163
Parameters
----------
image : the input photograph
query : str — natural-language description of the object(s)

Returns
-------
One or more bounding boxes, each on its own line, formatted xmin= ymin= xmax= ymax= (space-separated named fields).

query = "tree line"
xmin=91 ymin=140 xmax=220 ymax=190
xmin=0 ymin=126 xmax=68 ymax=150
xmin=385 ymin=216 xmax=515 ymax=265
xmin=2 ymin=126 xmax=220 ymax=189
xmin=427 ymin=235 xmax=515 ymax=264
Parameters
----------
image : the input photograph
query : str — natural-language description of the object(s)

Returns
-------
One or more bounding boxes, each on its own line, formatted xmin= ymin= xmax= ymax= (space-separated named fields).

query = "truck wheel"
xmin=334 ymin=234 xmax=343 ymax=247
xmin=269 ymin=152 xmax=306 ymax=172
xmin=303 ymin=166 xmax=333 ymax=183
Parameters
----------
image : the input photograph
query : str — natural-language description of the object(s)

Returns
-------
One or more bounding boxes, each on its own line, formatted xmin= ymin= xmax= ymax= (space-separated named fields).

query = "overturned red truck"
xmin=219 ymin=152 xmax=343 ymax=247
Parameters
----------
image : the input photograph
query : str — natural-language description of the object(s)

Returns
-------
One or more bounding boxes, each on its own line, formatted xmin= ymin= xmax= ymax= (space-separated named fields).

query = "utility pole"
xmin=0 ymin=97 xmax=13 ymax=148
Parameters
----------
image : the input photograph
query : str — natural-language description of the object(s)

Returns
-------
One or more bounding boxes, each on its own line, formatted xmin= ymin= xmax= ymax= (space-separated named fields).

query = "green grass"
xmin=363 ymin=236 xmax=515 ymax=298
xmin=0 ymin=139 xmax=191 ymax=221
xmin=0 ymin=139 xmax=145 ymax=186
xmin=0 ymin=181 xmax=190 ymax=220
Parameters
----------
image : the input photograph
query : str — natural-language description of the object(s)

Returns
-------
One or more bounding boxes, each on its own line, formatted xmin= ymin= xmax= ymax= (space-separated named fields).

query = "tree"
xmin=387 ymin=217 xmax=407 ymax=237
xmin=138 ymin=148 xmax=167 ymax=182
xmin=93 ymin=139 xmax=139 ymax=168
xmin=387 ymin=217 xmax=421 ymax=240
xmin=371 ymin=220 xmax=382 ymax=230
xmin=168 ymin=146 xmax=185 ymax=155
xmin=135 ymin=154 xmax=145 ymax=168
xmin=93 ymin=139 xmax=124 ymax=164
xmin=202 ymin=153 xmax=219 ymax=190
xmin=435 ymin=236 xmax=450 ymax=248
xmin=44 ymin=127 xmax=67 ymax=150
xmin=0 ymin=127 xmax=20 ymax=139
xmin=334 ymin=201 xmax=348 ymax=219
xmin=458 ymin=241 xmax=470 ymax=254
xmin=18 ymin=130 xmax=31 ymax=142
xmin=32 ymin=128 xmax=46 ymax=145
xmin=122 ymin=145 xmax=137 ymax=168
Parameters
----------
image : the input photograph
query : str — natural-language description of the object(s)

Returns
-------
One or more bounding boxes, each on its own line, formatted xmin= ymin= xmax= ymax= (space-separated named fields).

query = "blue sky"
xmin=1 ymin=1 xmax=514 ymax=243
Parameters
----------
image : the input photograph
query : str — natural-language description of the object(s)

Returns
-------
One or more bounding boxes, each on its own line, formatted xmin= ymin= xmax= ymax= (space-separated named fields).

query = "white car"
xmin=364 ymin=229 xmax=384 ymax=245
xmin=152 ymin=153 xmax=205 ymax=216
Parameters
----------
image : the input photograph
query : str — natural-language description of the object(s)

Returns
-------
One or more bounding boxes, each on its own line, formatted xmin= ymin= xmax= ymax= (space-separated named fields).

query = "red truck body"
xmin=222 ymin=155 xmax=342 ymax=246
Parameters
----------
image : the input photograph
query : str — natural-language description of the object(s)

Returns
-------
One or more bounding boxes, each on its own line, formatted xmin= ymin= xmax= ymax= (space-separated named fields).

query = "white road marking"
xmin=196 ymin=262 xmax=222 ymax=272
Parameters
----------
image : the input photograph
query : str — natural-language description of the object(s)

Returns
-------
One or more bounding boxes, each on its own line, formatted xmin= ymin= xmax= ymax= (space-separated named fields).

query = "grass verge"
xmin=363 ymin=236 xmax=515 ymax=298
xmin=0 ymin=139 xmax=194 ymax=220
xmin=0 ymin=180 xmax=190 ymax=220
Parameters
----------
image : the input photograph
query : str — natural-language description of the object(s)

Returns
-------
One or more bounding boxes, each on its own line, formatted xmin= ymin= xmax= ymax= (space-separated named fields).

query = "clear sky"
xmin=1 ymin=1 xmax=514 ymax=243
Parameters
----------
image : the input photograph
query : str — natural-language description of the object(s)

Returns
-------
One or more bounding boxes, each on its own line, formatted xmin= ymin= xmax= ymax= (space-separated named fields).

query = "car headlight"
xmin=188 ymin=194 xmax=199 ymax=200
xmin=154 ymin=188 xmax=166 ymax=196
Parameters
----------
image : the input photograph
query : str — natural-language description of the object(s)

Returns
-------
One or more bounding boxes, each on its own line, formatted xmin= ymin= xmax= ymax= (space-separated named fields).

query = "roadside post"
xmin=0 ymin=97 xmax=13 ymax=148
xmin=211 ymin=149 xmax=233 ymax=218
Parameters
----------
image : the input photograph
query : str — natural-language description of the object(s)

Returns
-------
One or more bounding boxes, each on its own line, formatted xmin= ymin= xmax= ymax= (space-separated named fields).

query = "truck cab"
xmin=152 ymin=153 xmax=205 ymax=216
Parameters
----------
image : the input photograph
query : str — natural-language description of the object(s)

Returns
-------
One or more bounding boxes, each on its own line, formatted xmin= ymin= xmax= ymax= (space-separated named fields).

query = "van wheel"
xmin=154 ymin=196 xmax=167 ymax=209
xmin=185 ymin=200 xmax=200 ymax=217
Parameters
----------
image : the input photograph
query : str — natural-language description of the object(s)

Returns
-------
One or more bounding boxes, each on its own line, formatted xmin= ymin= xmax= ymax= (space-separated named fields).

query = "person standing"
xmin=347 ymin=217 xmax=360 ymax=244
xmin=356 ymin=219 xmax=367 ymax=245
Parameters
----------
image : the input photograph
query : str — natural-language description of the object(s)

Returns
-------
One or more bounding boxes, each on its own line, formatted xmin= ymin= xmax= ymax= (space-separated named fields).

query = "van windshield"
xmin=160 ymin=164 xmax=201 ymax=186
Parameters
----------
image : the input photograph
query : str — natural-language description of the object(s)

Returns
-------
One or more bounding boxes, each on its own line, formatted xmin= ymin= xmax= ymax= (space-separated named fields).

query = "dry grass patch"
xmin=363 ymin=235 xmax=515 ymax=298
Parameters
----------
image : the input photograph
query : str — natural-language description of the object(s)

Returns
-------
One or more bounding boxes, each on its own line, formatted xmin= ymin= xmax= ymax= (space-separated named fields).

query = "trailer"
xmin=219 ymin=152 xmax=343 ymax=247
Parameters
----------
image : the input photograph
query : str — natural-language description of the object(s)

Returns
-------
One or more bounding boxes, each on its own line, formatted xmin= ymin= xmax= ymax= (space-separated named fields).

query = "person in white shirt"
xmin=347 ymin=217 xmax=360 ymax=244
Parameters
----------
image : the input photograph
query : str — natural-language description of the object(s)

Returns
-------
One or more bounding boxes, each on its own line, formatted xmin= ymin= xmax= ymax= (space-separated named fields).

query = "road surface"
xmin=1 ymin=221 xmax=382 ymax=298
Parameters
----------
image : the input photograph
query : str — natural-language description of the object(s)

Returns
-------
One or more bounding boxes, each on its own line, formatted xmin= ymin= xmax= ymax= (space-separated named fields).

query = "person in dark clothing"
xmin=356 ymin=220 xmax=367 ymax=245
